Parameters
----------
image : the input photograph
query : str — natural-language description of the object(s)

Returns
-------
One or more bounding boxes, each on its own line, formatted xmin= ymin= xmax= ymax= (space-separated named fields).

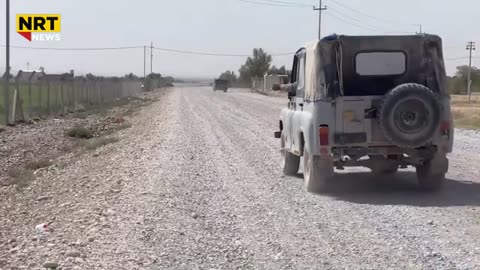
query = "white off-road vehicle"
xmin=274 ymin=34 xmax=454 ymax=192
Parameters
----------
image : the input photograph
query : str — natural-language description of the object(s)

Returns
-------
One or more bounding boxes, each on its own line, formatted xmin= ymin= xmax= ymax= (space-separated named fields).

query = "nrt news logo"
xmin=16 ymin=14 xmax=61 ymax=42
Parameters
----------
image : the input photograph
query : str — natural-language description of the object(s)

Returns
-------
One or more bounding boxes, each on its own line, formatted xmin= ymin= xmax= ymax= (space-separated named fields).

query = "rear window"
xmin=355 ymin=51 xmax=406 ymax=76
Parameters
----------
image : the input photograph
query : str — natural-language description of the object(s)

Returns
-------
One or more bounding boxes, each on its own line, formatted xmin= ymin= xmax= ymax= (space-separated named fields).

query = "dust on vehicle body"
xmin=276 ymin=34 xmax=453 ymax=192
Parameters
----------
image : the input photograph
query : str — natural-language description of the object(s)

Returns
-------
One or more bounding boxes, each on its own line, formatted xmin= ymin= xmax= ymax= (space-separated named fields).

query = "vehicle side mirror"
xmin=288 ymin=90 xmax=295 ymax=98
xmin=283 ymin=83 xmax=296 ymax=98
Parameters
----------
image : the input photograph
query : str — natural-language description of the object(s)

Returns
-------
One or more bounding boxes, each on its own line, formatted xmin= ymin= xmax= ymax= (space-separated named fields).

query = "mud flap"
xmin=428 ymin=153 xmax=449 ymax=174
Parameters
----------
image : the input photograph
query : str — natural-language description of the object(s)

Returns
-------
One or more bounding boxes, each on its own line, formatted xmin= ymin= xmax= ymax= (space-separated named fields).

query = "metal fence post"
xmin=60 ymin=80 xmax=65 ymax=115
xmin=28 ymin=71 xmax=35 ymax=120
xmin=90 ymin=79 xmax=97 ymax=105
xmin=96 ymin=81 xmax=100 ymax=105
xmin=3 ymin=72 xmax=10 ymax=125
xmin=82 ymin=79 xmax=86 ymax=105
xmin=12 ymin=71 xmax=20 ymax=123
xmin=88 ymin=79 xmax=92 ymax=105
xmin=100 ymin=81 xmax=104 ymax=104
xmin=46 ymin=79 xmax=51 ymax=116
xmin=38 ymin=78 xmax=43 ymax=118
xmin=71 ymin=77 xmax=77 ymax=112
xmin=53 ymin=81 xmax=58 ymax=115
xmin=86 ymin=80 xmax=89 ymax=105
xmin=111 ymin=81 xmax=115 ymax=103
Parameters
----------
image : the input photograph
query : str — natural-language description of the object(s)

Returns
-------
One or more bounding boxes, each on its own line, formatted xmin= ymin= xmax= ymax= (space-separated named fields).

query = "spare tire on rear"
xmin=379 ymin=83 xmax=442 ymax=148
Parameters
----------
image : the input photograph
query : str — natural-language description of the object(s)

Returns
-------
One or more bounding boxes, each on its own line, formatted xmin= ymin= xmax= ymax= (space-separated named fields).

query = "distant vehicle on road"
xmin=213 ymin=79 xmax=229 ymax=92
xmin=275 ymin=34 xmax=453 ymax=192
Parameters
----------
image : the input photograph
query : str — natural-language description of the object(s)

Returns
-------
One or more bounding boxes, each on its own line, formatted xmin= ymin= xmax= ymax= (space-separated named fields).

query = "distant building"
xmin=264 ymin=74 xmax=288 ymax=91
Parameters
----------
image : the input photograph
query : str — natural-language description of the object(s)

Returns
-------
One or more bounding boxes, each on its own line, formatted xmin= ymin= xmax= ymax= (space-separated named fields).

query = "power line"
xmin=444 ymin=45 xmax=464 ymax=49
xmin=237 ymin=0 xmax=309 ymax=8
xmin=4 ymin=44 xmax=475 ymax=60
xmin=326 ymin=4 xmax=414 ymax=33
xmin=325 ymin=11 xmax=415 ymax=34
xmin=324 ymin=12 xmax=378 ymax=32
xmin=445 ymin=56 xmax=479 ymax=61
xmin=327 ymin=6 xmax=410 ymax=33
xmin=327 ymin=0 xmax=412 ymax=26
xmin=1 ymin=44 xmax=294 ymax=57
xmin=153 ymin=47 xmax=294 ymax=57
xmin=260 ymin=0 xmax=311 ymax=7
xmin=445 ymin=57 xmax=469 ymax=61
xmin=3 ymin=45 xmax=144 ymax=51
xmin=327 ymin=6 xmax=361 ymax=23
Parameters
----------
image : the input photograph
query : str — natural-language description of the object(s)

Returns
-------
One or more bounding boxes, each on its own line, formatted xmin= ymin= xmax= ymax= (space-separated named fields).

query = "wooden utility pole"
xmin=466 ymin=41 xmax=476 ymax=102
xmin=414 ymin=24 xmax=423 ymax=34
xmin=313 ymin=0 xmax=327 ymax=40
xmin=143 ymin=46 xmax=146 ymax=78
xmin=150 ymin=42 xmax=153 ymax=75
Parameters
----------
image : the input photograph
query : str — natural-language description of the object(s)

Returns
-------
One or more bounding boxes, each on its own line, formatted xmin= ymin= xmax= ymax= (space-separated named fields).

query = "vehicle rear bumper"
xmin=331 ymin=145 xmax=438 ymax=157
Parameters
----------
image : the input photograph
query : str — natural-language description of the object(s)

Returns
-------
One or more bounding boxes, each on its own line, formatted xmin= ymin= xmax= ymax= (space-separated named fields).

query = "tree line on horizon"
xmin=217 ymin=48 xmax=290 ymax=87
xmin=217 ymin=49 xmax=478 ymax=94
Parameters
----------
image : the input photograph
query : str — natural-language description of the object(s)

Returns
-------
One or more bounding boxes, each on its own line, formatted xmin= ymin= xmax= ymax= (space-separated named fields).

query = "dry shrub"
xmin=83 ymin=137 xmax=119 ymax=150
xmin=67 ymin=126 xmax=93 ymax=139
xmin=9 ymin=169 xmax=34 ymax=191
xmin=25 ymin=159 xmax=53 ymax=170
xmin=112 ymin=116 xmax=126 ymax=124
xmin=452 ymin=110 xmax=465 ymax=119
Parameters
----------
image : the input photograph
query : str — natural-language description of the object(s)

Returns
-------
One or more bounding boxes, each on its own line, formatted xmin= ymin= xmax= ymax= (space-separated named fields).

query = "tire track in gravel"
xmin=183 ymin=87 xmax=480 ymax=269
xmin=184 ymin=88 xmax=425 ymax=269
xmin=7 ymin=87 xmax=475 ymax=269
xmin=95 ymin=88 xmax=254 ymax=270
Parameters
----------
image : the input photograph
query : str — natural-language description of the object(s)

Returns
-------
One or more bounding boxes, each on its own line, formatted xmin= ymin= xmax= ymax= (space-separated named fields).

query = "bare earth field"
xmin=1 ymin=87 xmax=480 ymax=270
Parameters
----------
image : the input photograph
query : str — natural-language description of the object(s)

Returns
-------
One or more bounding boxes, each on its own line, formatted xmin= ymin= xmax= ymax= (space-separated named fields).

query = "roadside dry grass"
xmin=71 ymin=112 xmax=88 ymax=119
xmin=451 ymin=95 xmax=480 ymax=129
xmin=66 ymin=126 xmax=94 ymax=139
xmin=81 ymin=136 xmax=120 ymax=151
xmin=8 ymin=169 xmax=35 ymax=191
xmin=24 ymin=159 xmax=53 ymax=171
xmin=8 ymin=158 xmax=53 ymax=191
xmin=1 ymin=91 xmax=161 ymax=190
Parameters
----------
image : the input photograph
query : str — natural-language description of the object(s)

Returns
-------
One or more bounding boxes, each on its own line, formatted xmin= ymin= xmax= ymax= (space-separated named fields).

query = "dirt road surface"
xmin=2 ymin=86 xmax=480 ymax=270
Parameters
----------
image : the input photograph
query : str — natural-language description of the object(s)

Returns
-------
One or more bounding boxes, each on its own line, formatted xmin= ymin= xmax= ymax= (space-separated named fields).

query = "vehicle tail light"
xmin=319 ymin=126 xmax=329 ymax=146
xmin=440 ymin=121 xmax=450 ymax=136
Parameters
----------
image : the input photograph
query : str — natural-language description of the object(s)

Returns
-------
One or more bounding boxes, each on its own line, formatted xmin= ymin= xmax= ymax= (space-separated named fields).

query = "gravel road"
xmin=1 ymin=86 xmax=480 ymax=270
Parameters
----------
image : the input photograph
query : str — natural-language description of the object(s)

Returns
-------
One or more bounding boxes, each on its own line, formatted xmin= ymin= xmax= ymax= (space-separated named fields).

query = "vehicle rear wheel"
xmin=416 ymin=153 xmax=448 ymax=191
xmin=379 ymin=83 xmax=442 ymax=148
xmin=303 ymin=148 xmax=333 ymax=193
xmin=281 ymin=132 xmax=300 ymax=175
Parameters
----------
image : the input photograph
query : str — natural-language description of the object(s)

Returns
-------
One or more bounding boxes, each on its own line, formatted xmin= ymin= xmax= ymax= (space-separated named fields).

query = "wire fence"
xmin=0 ymin=71 xmax=146 ymax=125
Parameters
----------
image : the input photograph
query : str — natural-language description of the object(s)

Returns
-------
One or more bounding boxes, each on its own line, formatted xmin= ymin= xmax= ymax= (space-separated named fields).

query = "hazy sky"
xmin=0 ymin=0 xmax=479 ymax=78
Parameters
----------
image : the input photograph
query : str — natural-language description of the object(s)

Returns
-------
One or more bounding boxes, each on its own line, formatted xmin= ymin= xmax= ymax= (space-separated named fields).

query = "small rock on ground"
xmin=66 ymin=250 xmax=81 ymax=257
xmin=42 ymin=261 xmax=59 ymax=269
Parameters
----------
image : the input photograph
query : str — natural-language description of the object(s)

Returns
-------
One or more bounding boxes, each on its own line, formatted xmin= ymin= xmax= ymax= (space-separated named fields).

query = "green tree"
xmin=269 ymin=65 xmax=287 ymax=75
xmin=124 ymin=73 xmax=138 ymax=80
xmin=238 ymin=48 xmax=272 ymax=83
xmin=85 ymin=73 xmax=96 ymax=80
xmin=219 ymin=70 xmax=237 ymax=82
xmin=447 ymin=65 xmax=480 ymax=94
